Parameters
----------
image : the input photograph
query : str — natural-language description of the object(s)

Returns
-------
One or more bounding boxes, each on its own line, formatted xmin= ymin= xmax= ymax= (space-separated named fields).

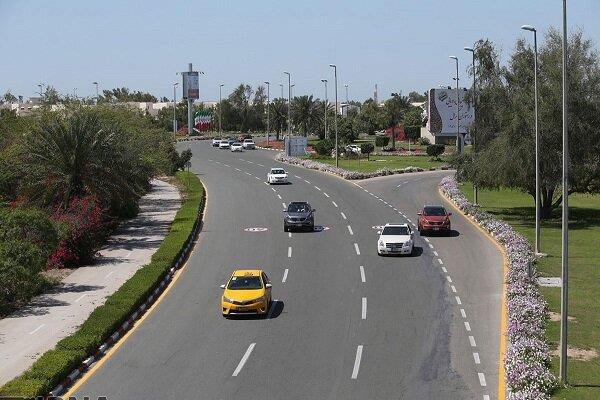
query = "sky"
xmin=1 ymin=0 xmax=599 ymax=103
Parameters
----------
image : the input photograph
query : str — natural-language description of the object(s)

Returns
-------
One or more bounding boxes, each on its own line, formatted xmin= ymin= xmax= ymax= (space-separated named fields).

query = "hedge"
xmin=375 ymin=136 xmax=389 ymax=147
xmin=0 ymin=171 xmax=204 ymax=398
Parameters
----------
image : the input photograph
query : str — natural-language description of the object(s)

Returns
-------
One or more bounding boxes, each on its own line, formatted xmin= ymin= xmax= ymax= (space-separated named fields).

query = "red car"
xmin=418 ymin=205 xmax=452 ymax=234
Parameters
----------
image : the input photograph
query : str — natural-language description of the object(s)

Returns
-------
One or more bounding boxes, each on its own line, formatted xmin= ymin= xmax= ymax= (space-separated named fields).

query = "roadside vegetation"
xmin=0 ymin=105 xmax=192 ymax=317
xmin=452 ymin=27 xmax=600 ymax=399
xmin=0 ymin=171 xmax=204 ymax=398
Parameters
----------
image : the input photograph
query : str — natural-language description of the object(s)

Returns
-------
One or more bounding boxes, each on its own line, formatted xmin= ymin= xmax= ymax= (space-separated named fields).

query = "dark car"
xmin=417 ymin=205 xmax=452 ymax=234
xmin=283 ymin=202 xmax=315 ymax=232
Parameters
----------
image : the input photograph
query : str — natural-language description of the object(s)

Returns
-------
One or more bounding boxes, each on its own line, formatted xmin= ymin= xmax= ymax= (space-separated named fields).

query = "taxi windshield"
xmin=227 ymin=276 xmax=262 ymax=290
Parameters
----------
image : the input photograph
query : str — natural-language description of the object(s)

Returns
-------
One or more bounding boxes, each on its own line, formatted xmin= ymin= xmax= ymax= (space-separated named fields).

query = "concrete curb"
xmin=48 ymin=188 xmax=206 ymax=397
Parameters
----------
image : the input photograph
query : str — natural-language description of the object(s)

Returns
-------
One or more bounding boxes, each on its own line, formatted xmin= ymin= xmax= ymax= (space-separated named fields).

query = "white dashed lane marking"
xmin=232 ymin=343 xmax=255 ymax=377
xmin=359 ymin=266 xmax=366 ymax=283
xmin=361 ymin=297 xmax=367 ymax=319
xmin=314 ymin=186 xmax=321 ymax=191
xmin=469 ymin=336 xmax=477 ymax=347
xmin=460 ymin=308 xmax=467 ymax=318
xmin=332 ymin=201 xmax=338 ymax=208
xmin=455 ymin=296 xmax=462 ymax=305
xmin=347 ymin=225 xmax=354 ymax=235
xmin=294 ymin=175 xmax=302 ymax=179
xmin=271 ymin=187 xmax=276 ymax=192
xmin=446 ymin=276 xmax=452 ymax=283
xmin=304 ymin=180 xmax=311 ymax=184
xmin=255 ymin=176 xmax=261 ymax=180
xmin=433 ymin=251 xmax=438 ymax=256
xmin=277 ymin=194 xmax=282 ymax=199
xmin=288 ymin=247 xmax=292 ymax=258
xmin=245 ymin=172 xmax=251 ymax=176
xmin=324 ymin=193 xmax=330 ymax=198
xmin=438 ymin=259 xmax=444 ymax=265
xmin=451 ymin=285 xmax=457 ymax=293
xmin=282 ymin=269 xmax=289 ymax=283
xmin=464 ymin=322 xmax=471 ymax=331
xmin=354 ymin=243 xmax=361 ymax=255
xmin=341 ymin=212 xmax=347 ymax=220
xmin=478 ymin=373 xmax=487 ymax=387
xmin=351 ymin=345 xmax=364 ymax=379
xmin=473 ymin=352 xmax=481 ymax=364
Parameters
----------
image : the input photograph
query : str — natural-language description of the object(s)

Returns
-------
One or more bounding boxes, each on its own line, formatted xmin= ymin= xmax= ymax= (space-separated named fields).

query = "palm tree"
xmin=269 ymin=98 xmax=288 ymax=140
xmin=25 ymin=107 xmax=147 ymax=208
xmin=291 ymin=95 xmax=322 ymax=137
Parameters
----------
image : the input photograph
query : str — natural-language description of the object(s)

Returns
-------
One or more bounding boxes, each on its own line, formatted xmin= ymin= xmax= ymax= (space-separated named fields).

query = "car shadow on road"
xmin=420 ymin=230 xmax=460 ymax=238
xmin=224 ymin=301 xmax=285 ymax=321
xmin=379 ymin=246 xmax=424 ymax=257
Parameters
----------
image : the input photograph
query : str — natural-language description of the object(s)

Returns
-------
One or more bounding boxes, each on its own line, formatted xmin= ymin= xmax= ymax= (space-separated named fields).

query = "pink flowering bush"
xmin=439 ymin=176 xmax=555 ymax=399
xmin=276 ymin=154 xmax=429 ymax=180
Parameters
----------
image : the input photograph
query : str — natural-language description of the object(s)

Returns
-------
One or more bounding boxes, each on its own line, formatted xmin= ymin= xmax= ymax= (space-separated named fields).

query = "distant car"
xmin=231 ymin=142 xmax=243 ymax=152
xmin=418 ymin=205 xmax=452 ymax=234
xmin=243 ymin=139 xmax=256 ymax=149
xmin=227 ymin=138 xmax=236 ymax=146
xmin=346 ymin=144 xmax=362 ymax=154
xmin=212 ymin=138 xmax=222 ymax=147
xmin=267 ymin=168 xmax=288 ymax=184
xmin=377 ymin=223 xmax=414 ymax=255
xmin=220 ymin=269 xmax=272 ymax=317
xmin=283 ymin=201 xmax=315 ymax=232
xmin=219 ymin=141 xmax=230 ymax=149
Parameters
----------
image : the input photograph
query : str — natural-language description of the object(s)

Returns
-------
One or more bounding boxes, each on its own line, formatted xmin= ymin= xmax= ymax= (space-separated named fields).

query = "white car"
xmin=219 ymin=141 xmax=230 ymax=149
xmin=267 ymin=168 xmax=288 ymax=184
xmin=242 ymin=139 xmax=256 ymax=149
xmin=212 ymin=138 xmax=222 ymax=147
xmin=230 ymin=142 xmax=243 ymax=152
xmin=346 ymin=144 xmax=362 ymax=154
xmin=377 ymin=223 xmax=414 ymax=256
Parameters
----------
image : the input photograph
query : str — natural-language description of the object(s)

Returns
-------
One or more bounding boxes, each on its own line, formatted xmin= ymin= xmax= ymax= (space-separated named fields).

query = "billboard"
xmin=182 ymin=71 xmax=199 ymax=99
xmin=284 ymin=136 xmax=307 ymax=157
xmin=427 ymin=88 xmax=474 ymax=135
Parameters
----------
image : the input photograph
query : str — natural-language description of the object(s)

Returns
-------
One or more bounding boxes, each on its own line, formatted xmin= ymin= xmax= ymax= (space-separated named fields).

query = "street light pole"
xmin=559 ymin=0 xmax=569 ymax=384
xmin=264 ymin=81 xmax=270 ymax=147
xmin=219 ymin=84 xmax=224 ymax=136
xmin=344 ymin=84 xmax=349 ymax=115
xmin=449 ymin=56 xmax=461 ymax=154
xmin=283 ymin=72 xmax=291 ymax=155
xmin=330 ymin=64 xmax=339 ymax=167
xmin=321 ymin=79 xmax=328 ymax=139
xmin=173 ymin=82 xmax=179 ymax=138
xmin=279 ymin=84 xmax=284 ymax=99
xmin=93 ymin=81 xmax=99 ymax=105
xmin=522 ymin=25 xmax=541 ymax=255
xmin=37 ymin=84 xmax=43 ymax=100
xmin=464 ymin=46 xmax=478 ymax=206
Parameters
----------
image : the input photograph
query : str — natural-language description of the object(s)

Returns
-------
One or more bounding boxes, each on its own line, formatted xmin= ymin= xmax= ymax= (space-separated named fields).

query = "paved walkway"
xmin=0 ymin=179 xmax=180 ymax=384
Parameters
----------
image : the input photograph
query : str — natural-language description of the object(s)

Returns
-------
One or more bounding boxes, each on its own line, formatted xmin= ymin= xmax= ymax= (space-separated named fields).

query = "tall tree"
xmin=292 ymin=95 xmax=321 ymax=136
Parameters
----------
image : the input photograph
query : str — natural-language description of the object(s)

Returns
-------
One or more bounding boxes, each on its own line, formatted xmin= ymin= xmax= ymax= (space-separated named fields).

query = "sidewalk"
xmin=0 ymin=179 xmax=180 ymax=385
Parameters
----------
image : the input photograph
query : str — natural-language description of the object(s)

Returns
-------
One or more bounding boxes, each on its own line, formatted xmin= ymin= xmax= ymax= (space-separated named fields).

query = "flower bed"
xmin=276 ymin=154 xmax=439 ymax=180
xmin=439 ymin=176 xmax=555 ymax=399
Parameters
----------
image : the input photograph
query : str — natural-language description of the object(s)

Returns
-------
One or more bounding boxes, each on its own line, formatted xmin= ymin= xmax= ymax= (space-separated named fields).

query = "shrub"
xmin=375 ymin=136 xmax=389 ymax=147
xmin=313 ymin=139 xmax=334 ymax=156
xmin=404 ymin=125 xmax=421 ymax=141
xmin=426 ymin=144 xmax=445 ymax=159
xmin=360 ymin=143 xmax=374 ymax=160
xmin=418 ymin=137 xmax=431 ymax=145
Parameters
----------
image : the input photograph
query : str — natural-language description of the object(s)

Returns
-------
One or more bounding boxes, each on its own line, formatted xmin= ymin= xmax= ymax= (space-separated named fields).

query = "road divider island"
xmin=0 ymin=171 xmax=205 ymax=398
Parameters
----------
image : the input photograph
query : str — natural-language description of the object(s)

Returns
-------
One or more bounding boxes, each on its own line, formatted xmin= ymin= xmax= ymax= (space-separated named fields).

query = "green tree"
xmin=383 ymin=94 xmax=410 ymax=149
xmin=269 ymin=98 xmax=288 ymax=140
xmin=292 ymin=95 xmax=322 ymax=136
xmin=403 ymin=106 xmax=424 ymax=127
xmin=354 ymin=99 xmax=383 ymax=135
xmin=2 ymin=91 xmax=17 ymax=104
xmin=360 ymin=142 xmax=374 ymax=160
xmin=408 ymin=91 xmax=427 ymax=103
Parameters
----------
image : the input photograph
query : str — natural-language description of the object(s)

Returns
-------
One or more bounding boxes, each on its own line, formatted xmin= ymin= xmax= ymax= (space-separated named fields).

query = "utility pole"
xmin=559 ymin=0 xmax=569 ymax=384
xmin=321 ymin=79 xmax=328 ymax=139
xmin=219 ymin=84 xmax=224 ymax=136
xmin=330 ymin=64 xmax=339 ymax=167
xmin=264 ymin=81 xmax=270 ymax=147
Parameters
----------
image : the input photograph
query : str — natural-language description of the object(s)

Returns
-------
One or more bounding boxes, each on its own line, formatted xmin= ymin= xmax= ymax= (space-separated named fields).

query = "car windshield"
xmin=233 ymin=143 xmax=241 ymax=146
xmin=288 ymin=203 xmax=310 ymax=213
xmin=271 ymin=169 xmax=285 ymax=175
xmin=382 ymin=226 xmax=410 ymax=235
xmin=227 ymin=276 xmax=262 ymax=290
xmin=244 ymin=139 xmax=253 ymax=142
xmin=423 ymin=206 xmax=446 ymax=216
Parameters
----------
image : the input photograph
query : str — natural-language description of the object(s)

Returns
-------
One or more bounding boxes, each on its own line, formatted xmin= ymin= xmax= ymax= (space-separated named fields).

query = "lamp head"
xmin=321 ymin=79 xmax=327 ymax=83
xmin=521 ymin=25 xmax=536 ymax=32
xmin=449 ymin=56 xmax=458 ymax=61
xmin=464 ymin=47 xmax=474 ymax=52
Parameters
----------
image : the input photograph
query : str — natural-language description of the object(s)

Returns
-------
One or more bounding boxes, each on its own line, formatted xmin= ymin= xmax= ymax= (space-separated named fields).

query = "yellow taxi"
xmin=220 ymin=269 xmax=272 ymax=317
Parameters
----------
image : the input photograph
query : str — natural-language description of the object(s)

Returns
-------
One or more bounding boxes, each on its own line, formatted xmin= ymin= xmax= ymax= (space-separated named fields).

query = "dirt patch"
xmin=548 ymin=311 xmax=577 ymax=322
xmin=551 ymin=346 xmax=598 ymax=361
xmin=41 ymin=268 xmax=73 ymax=283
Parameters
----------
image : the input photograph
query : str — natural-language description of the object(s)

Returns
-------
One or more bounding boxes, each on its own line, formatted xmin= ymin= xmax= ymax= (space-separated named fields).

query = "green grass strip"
xmin=0 ymin=171 xmax=204 ymax=398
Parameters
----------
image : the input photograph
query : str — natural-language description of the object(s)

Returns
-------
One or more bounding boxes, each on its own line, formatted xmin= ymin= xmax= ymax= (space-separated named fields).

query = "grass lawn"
xmin=459 ymin=183 xmax=600 ymax=399
xmin=307 ymin=155 xmax=448 ymax=172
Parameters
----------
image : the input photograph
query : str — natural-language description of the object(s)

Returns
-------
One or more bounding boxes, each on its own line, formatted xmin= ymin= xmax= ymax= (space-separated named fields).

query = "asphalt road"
xmin=71 ymin=142 xmax=502 ymax=400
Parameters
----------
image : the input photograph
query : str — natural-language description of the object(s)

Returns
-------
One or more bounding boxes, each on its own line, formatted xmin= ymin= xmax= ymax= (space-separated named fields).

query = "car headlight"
xmin=403 ymin=241 xmax=412 ymax=247
xmin=222 ymin=296 xmax=235 ymax=303
xmin=249 ymin=296 xmax=266 ymax=304
xmin=378 ymin=240 xmax=384 ymax=247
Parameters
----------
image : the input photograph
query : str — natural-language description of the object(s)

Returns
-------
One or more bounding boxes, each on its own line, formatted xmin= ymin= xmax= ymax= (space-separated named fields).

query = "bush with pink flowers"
xmin=439 ymin=175 xmax=555 ymax=399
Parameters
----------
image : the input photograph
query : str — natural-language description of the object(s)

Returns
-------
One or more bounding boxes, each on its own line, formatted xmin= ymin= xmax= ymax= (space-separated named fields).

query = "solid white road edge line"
xmin=232 ymin=343 xmax=256 ymax=377
xmin=354 ymin=243 xmax=361 ymax=255
xmin=359 ymin=266 xmax=366 ymax=283
xmin=282 ymin=269 xmax=288 ymax=283
xmin=351 ymin=345 xmax=364 ymax=379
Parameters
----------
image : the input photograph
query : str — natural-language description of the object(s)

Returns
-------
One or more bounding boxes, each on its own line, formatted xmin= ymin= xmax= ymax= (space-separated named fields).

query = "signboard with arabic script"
xmin=427 ymin=88 xmax=474 ymax=135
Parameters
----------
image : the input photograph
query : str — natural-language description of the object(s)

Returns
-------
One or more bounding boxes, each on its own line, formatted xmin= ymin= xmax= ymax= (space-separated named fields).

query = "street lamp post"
xmin=559 ymin=0 xmax=569 ymax=384
xmin=283 ymin=72 xmax=291 ymax=155
xmin=219 ymin=84 xmax=224 ymax=136
xmin=521 ymin=25 xmax=541 ymax=255
xmin=93 ymin=81 xmax=99 ymax=105
xmin=449 ymin=56 xmax=461 ymax=154
xmin=321 ymin=79 xmax=328 ymax=139
xmin=344 ymin=84 xmax=349 ymax=116
xmin=330 ymin=64 xmax=339 ymax=167
xmin=279 ymin=84 xmax=284 ymax=99
xmin=264 ymin=81 xmax=270 ymax=147
xmin=464 ymin=46 xmax=478 ymax=206
xmin=173 ymin=82 xmax=179 ymax=138
xmin=37 ymin=84 xmax=43 ymax=100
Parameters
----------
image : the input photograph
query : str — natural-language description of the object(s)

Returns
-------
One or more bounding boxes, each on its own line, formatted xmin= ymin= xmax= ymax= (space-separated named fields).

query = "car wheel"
xmin=284 ymin=223 xmax=288 ymax=232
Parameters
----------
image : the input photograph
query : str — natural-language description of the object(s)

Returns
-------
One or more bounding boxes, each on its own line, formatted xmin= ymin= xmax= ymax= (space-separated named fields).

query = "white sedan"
xmin=212 ymin=138 xmax=222 ymax=147
xmin=377 ymin=223 xmax=414 ymax=255
xmin=242 ymin=139 xmax=256 ymax=149
xmin=219 ymin=141 xmax=231 ymax=149
xmin=231 ymin=142 xmax=243 ymax=152
xmin=267 ymin=168 xmax=288 ymax=184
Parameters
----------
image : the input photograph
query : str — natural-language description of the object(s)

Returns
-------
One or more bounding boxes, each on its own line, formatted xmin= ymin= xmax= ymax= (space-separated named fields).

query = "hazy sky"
xmin=1 ymin=0 xmax=598 ymax=102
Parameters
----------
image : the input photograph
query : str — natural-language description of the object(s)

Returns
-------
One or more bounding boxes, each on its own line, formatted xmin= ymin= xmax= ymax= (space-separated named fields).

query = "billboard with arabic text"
xmin=427 ymin=88 xmax=474 ymax=135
